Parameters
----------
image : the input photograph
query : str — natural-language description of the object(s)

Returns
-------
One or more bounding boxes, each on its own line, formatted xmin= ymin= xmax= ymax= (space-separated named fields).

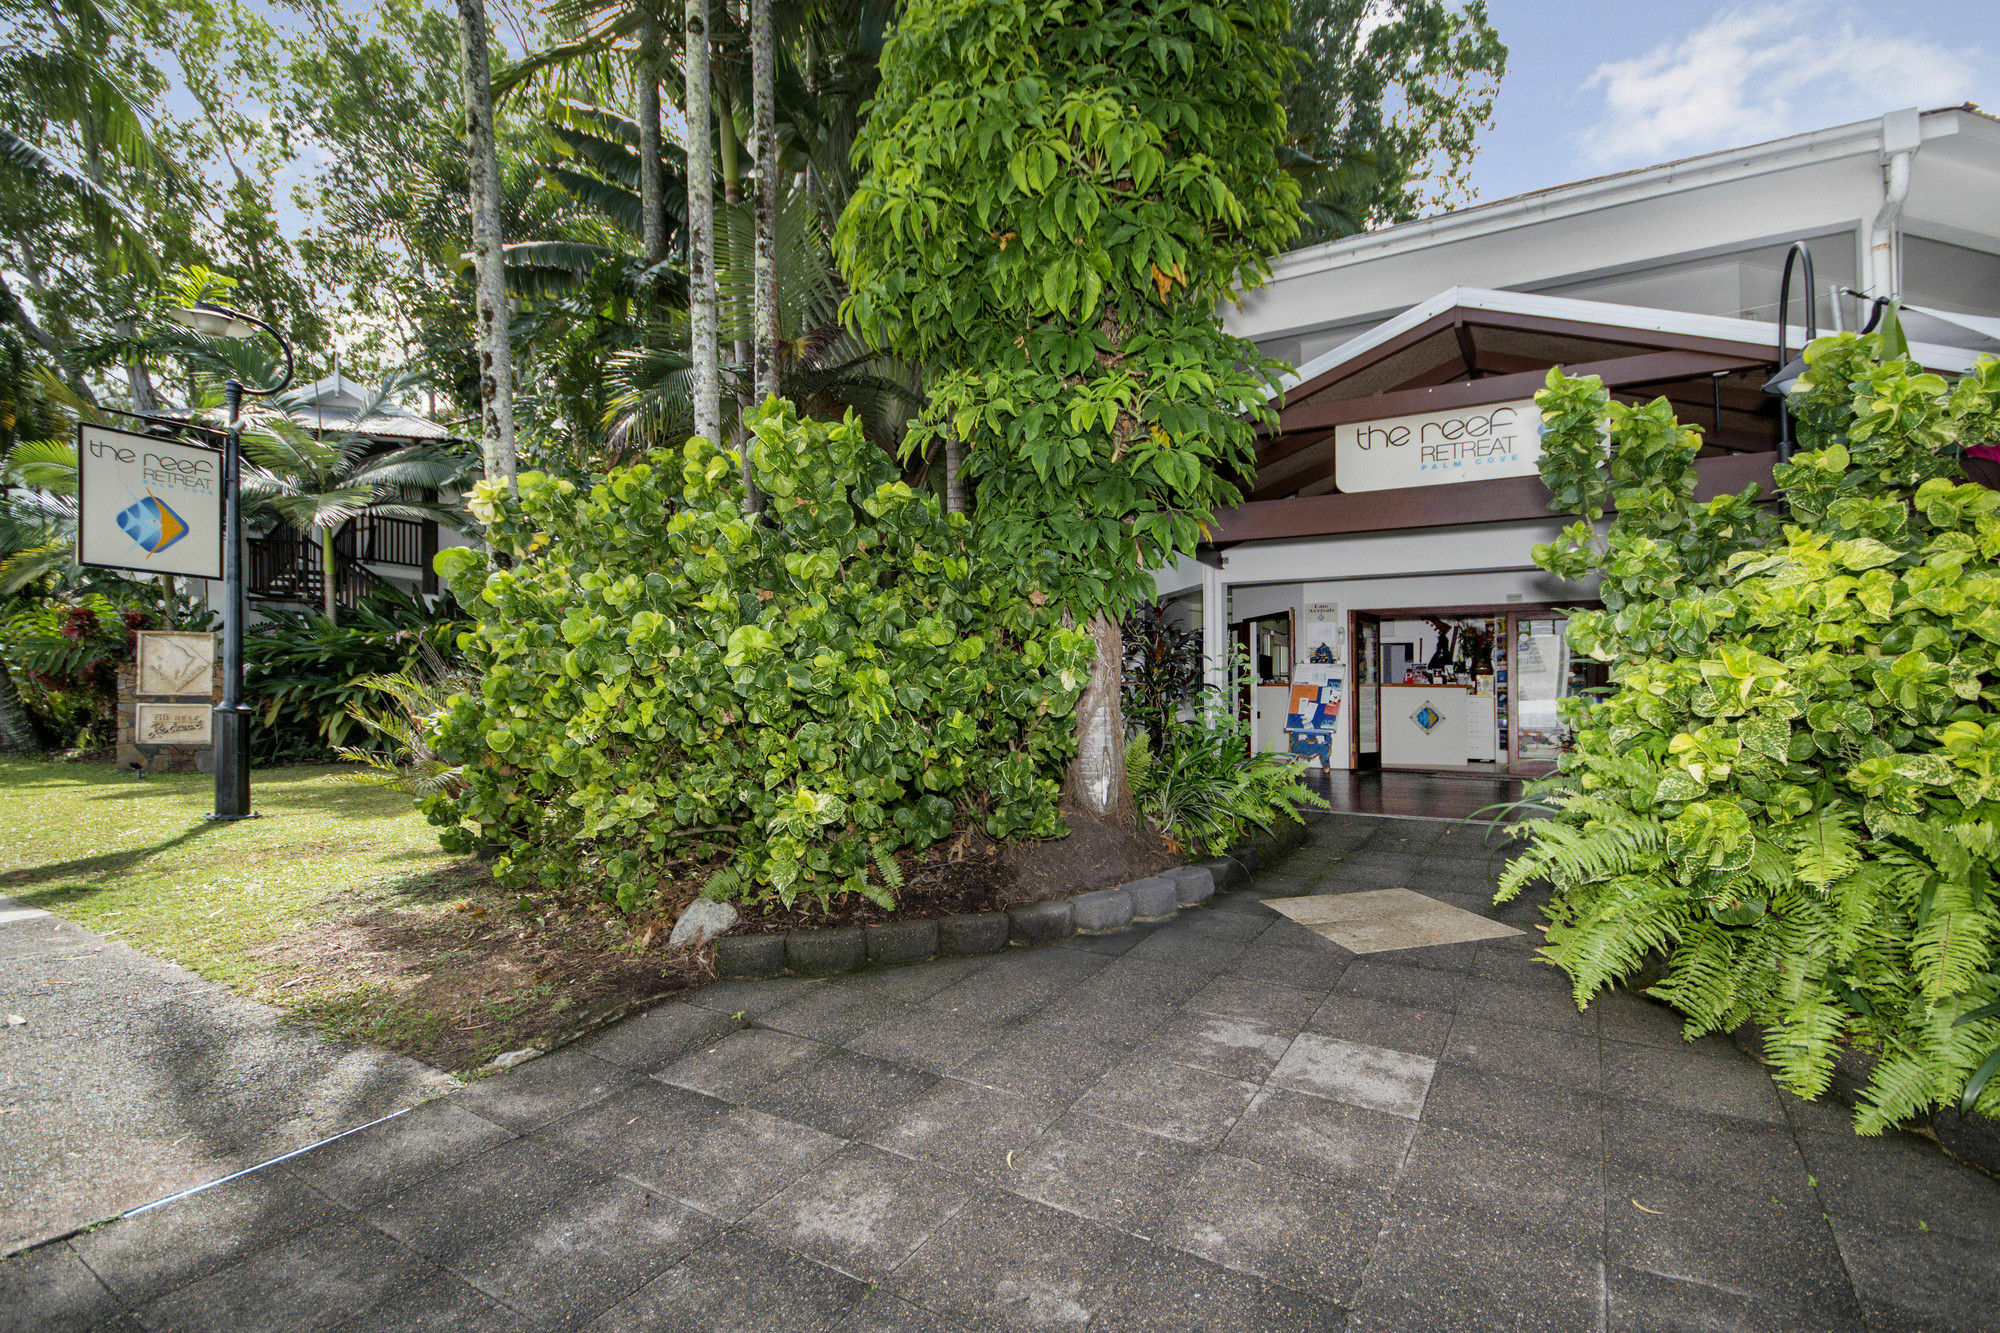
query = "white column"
xmin=1201 ymin=562 xmax=1227 ymax=721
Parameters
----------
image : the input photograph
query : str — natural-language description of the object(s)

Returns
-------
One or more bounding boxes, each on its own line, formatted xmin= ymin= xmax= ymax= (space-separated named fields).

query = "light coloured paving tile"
xmin=1263 ymin=888 xmax=1521 ymax=953
xmin=1267 ymin=1032 xmax=1437 ymax=1119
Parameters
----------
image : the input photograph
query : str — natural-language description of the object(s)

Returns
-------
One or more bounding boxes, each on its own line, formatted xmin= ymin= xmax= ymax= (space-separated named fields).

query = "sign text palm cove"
xmin=1333 ymin=397 xmax=1544 ymax=494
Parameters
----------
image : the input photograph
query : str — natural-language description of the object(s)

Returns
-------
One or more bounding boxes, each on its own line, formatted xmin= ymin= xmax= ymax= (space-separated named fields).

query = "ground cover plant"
xmin=429 ymin=399 xmax=1091 ymax=914
xmin=1501 ymin=332 xmax=2000 ymax=1131
xmin=0 ymin=760 xmax=685 ymax=1070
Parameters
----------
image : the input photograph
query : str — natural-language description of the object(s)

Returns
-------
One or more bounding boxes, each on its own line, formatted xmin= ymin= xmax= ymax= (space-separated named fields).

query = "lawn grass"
xmin=0 ymin=760 xmax=700 ymax=1071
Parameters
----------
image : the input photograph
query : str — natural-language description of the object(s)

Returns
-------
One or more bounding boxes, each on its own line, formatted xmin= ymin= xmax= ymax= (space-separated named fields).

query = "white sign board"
xmin=135 ymin=702 xmax=212 ymax=746
xmin=1334 ymin=397 xmax=1543 ymax=494
xmin=136 ymin=631 xmax=217 ymax=697
xmin=77 ymin=424 xmax=224 ymax=581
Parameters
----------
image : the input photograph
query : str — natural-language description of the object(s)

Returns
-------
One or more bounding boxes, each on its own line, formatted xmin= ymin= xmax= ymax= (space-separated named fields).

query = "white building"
xmin=1158 ymin=106 xmax=2000 ymax=777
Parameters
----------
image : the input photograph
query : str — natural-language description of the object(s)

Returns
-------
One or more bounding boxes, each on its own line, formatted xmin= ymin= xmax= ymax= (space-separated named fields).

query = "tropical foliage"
xmin=425 ymin=400 xmax=1092 ymax=912
xmin=1130 ymin=673 xmax=1326 ymax=856
xmin=1501 ymin=335 xmax=2000 ymax=1131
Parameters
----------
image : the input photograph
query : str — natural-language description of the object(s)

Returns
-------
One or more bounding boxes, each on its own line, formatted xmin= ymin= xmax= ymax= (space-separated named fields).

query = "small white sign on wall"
xmin=135 ymin=702 xmax=212 ymax=746
xmin=1335 ymin=397 xmax=1543 ymax=494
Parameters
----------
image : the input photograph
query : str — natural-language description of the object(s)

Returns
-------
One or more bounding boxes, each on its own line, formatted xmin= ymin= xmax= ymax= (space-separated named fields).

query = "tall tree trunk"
xmin=685 ymin=0 xmax=721 ymax=445
xmin=943 ymin=436 xmax=966 ymax=514
xmin=636 ymin=12 xmax=668 ymax=270
xmin=1066 ymin=611 xmax=1134 ymax=823
xmin=456 ymin=0 xmax=518 ymax=491
xmin=0 ymin=669 xmax=41 ymax=755
xmin=320 ymin=524 xmax=339 ymax=621
xmin=0 ymin=272 xmax=98 ymax=408
xmin=751 ymin=0 xmax=777 ymax=408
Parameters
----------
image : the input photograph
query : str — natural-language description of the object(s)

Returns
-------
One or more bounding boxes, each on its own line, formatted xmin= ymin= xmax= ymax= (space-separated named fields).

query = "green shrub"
xmin=1129 ymin=677 xmax=1323 ymax=856
xmin=1503 ymin=336 xmax=2000 ymax=1131
xmin=0 ymin=594 xmax=154 ymax=747
xmin=245 ymin=583 xmax=467 ymax=763
xmin=427 ymin=400 xmax=1092 ymax=912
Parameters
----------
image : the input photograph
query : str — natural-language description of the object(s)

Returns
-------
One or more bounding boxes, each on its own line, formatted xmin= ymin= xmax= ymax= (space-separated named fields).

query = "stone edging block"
xmin=1070 ymin=887 xmax=1134 ymax=934
xmin=707 ymin=826 xmax=1277 ymax=979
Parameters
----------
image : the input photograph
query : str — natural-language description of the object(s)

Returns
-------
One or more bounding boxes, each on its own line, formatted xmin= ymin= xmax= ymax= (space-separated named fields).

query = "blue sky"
xmin=1465 ymin=0 xmax=1998 ymax=203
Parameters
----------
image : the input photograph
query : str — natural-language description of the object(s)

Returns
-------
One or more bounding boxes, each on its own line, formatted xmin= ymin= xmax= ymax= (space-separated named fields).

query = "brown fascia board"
xmin=1207 ymin=451 xmax=1779 ymax=547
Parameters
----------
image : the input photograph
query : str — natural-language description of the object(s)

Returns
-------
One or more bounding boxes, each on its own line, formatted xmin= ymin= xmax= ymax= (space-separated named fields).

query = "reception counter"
xmin=1380 ymin=683 xmax=1471 ymax=767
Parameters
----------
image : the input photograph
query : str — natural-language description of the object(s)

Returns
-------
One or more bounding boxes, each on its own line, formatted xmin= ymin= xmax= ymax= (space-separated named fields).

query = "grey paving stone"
xmin=1222 ymin=1087 xmax=1416 ymax=1191
xmin=951 ymin=1036 xmax=1129 ymax=1121
xmin=68 ymin=1170 xmax=339 ymax=1306
xmin=757 ymin=983 xmax=920 ymax=1045
xmin=1420 ymin=1065 xmax=1602 ymax=1162
xmin=1186 ymin=974 xmax=1332 ymax=1029
xmin=1063 ymin=956 xmax=1217 ymax=1011
xmin=1131 ymin=1010 xmax=1295 ymax=1081
xmin=1797 ymin=1128 xmax=2000 ymax=1243
xmin=328 ymin=1268 xmax=535 ymax=1332
xmin=1344 ymin=1200 xmax=1603 ymax=1333
xmin=1070 ymin=888 xmax=1134 ymax=934
xmin=1007 ymin=993 xmax=1167 ymax=1051
xmin=1304 ymin=992 xmax=1454 ymax=1059
xmin=833 ymin=1291 xmax=971 ymax=1332
xmin=1224 ymin=942 xmax=1351 ymax=992
xmin=1464 ymin=943 xmax=1570 ymax=987
xmin=1169 ymin=906 xmax=1272 ymax=941
xmin=1118 ymin=922 xmax=1250 ymax=972
xmin=1314 ymin=860 xmax=1420 ymax=892
xmin=1071 ymin=1057 xmax=1258 ymax=1147
xmin=890 ymin=1190 xmax=1135 ymax=1330
xmin=1828 ymin=1216 xmax=2000 ymax=1333
xmin=1090 ymin=1242 xmax=1348 ymax=1332
xmin=865 ymin=1079 xmax=1057 ymax=1180
xmin=938 ymin=912 xmax=1011 ymax=957
xmin=743 ymin=1143 xmax=976 ymax=1280
xmin=1603 ymin=1265 xmax=1779 ymax=1333
xmin=744 ymin=1048 xmax=939 ymax=1139
xmin=1001 ymin=1111 xmax=1202 ymax=1233
xmin=1604 ymin=1164 xmax=1864 ymax=1329
xmin=655 ymin=1026 xmax=833 ymax=1101
xmin=1442 ymin=1016 xmax=1602 ymax=1092
xmin=450 ymin=1046 xmax=641 ymax=1132
xmin=1587 ymin=986 xmax=1712 ymax=1052
xmin=1332 ymin=958 xmax=1466 ymax=1008
xmin=686 ymin=975 xmax=826 ymax=1018
xmin=278 ymin=1099 xmax=514 ymax=1210
xmin=844 ymin=1002 xmax=1025 ymax=1075
xmin=1267 ymin=1032 xmax=1437 ymax=1119
xmin=1055 ymin=925 xmax=1154 ymax=957
xmin=1600 ymin=1098 xmax=1815 ymax=1202
xmin=587 ymin=1230 xmax=867 ymax=1333
xmin=1602 ymin=1042 xmax=1785 ymax=1125
xmin=534 ymin=1079 xmax=729 ymax=1178
xmin=131 ymin=1219 xmax=437 ymax=1333
xmin=1397 ymin=1124 xmax=1604 ymax=1239
xmin=1157 ymin=1153 xmax=1388 ymax=1303
xmin=0 ymin=1241 xmax=123 ymax=1333
xmin=1456 ymin=976 xmax=1596 ymax=1035
xmin=577 ymin=1001 xmax=744 ymax=1072
xmin=595 ymin=1103 xmax=845 ymax=1223
xmin=1254 ymin=915 xmax=1339 ymax=952
xmin=365 ymin=1137 xmax=715 ymax=1329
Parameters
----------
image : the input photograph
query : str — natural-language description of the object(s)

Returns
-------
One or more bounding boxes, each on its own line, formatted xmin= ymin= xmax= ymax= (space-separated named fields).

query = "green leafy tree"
xmin=1284 ymin=0 xmax=1507 ymax=238
xmin=426 ymin=399 xmax=1090 ymax=912
xmin=1504 ymin=336 xmax=2000 ymax=1132
xmin=837 ymin=0 xmax=1302 ymax=821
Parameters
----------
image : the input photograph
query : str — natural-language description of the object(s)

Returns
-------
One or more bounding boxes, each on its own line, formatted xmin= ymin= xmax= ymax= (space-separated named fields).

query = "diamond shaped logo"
xmin=1412 ymin=703 xmax=1442 ymax=733
xmin=116 ymin=494 xmax=189 ymax=557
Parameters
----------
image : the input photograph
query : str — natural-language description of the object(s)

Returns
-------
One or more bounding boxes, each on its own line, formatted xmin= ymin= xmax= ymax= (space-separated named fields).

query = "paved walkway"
xmin=7 ymin=815 xmax=1998 ymax=1331
xmin=0 ymin=896 xmax=453 ymax=1256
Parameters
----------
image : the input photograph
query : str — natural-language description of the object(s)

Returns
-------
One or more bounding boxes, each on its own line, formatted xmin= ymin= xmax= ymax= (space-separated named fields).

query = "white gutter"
xmin=1866 ymin=108 xmax=1921 ymax=298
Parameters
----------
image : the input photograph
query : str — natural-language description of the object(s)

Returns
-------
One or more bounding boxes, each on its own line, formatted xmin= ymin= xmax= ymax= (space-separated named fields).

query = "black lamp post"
xmin=162 ymin=300 xmax=294 ymax=821
xmin=1762 ymin=242 xmax=1817 ymax=463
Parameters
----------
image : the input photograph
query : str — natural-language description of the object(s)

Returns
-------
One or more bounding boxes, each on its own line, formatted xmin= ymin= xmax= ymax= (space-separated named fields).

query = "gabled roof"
xmin=283 ymin=370 xmax=455 ymax=442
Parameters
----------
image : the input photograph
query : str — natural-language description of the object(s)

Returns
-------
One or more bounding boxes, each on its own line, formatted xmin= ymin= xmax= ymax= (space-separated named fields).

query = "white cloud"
xmin=1576 ymin=1 xmax=1984 ymax=167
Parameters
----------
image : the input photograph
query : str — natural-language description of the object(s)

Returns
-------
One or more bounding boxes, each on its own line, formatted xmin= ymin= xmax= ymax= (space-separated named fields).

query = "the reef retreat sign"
xmin=1333 ymin=397 xmax=1545 ymax=493
xmin=76 ymin=423 xmax=224 ymax=581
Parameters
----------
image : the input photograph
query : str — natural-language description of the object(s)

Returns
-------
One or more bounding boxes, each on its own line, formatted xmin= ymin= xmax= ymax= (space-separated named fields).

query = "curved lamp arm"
xmin=184 ymin=300 xmax=296 ymax=399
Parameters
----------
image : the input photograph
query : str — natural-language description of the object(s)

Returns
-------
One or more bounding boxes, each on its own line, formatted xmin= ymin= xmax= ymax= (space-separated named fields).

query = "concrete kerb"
xmin=709 ymin=829 xmax=1283 ymax=980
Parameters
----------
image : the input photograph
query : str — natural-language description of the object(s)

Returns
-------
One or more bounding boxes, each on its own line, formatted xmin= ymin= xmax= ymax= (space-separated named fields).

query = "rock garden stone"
xmin=787 ymin=926 xmax=867 ymax=975
xmin=1168 ymin=865 xmax=1214 ymax=905
xmin=1008 ymin=898 xmax=1075 ymax=944
xmin=715 ymin=932 xmax=788 ymax=978
xmin=1197 ymin=855 xmax=1245 ymax=890
xmin=866 ymin=919 xmax=939 ymax=967
xmin=1126 ymin=876 xmax=1179 ymax=921
xmin=668 ymin=899 xmax=739 ymax=949
xmin=938 ymin=911 xmax=1010 ymax=956
xmin=1071 ymin=887 xmax=1135 ymax=934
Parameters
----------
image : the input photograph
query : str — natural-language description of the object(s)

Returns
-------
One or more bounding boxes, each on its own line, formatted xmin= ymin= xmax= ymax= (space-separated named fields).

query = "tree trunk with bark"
xmin=0 ymin=670 xmax=41 ymax=754
xmin=320 ymin=524 xmax=339 ymax=621
xmin=751 ymin=0 xmax=778 ymax=407
xmin=636 ymin=13 xmax=668 ymax=269
xmin=1065 ymin=611 xmax=1134 ymax=823
xmin=685 ymin=0 xmax=721 ymax=446
xmin=455 ymin=0 xmax=518 ymax=491
xmin=943 ymin=436 xmax=966 ymax=514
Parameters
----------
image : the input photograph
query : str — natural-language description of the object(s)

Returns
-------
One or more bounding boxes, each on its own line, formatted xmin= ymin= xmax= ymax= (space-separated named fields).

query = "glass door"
xmin=1511 ymin=616 xmax=1570 ymax=764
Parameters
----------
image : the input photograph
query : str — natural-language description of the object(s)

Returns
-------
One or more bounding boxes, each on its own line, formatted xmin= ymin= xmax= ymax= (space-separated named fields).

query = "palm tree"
xmin=685 ymin=0 xmax=720 ymax=446
xmin=456 ymin=0 xmax=519 ymax=491
xmin=239 ymin=380 xmax=470 ymax=621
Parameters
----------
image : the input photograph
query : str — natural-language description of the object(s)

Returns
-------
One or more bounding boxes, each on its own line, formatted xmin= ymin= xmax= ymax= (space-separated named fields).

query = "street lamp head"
xmin=164 ymin=301 xmax=259 ymax=340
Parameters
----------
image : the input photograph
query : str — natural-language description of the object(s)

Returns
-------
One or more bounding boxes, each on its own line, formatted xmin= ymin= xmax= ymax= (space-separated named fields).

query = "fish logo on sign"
xmin=116 ymin=494 xmax=190 ymax=557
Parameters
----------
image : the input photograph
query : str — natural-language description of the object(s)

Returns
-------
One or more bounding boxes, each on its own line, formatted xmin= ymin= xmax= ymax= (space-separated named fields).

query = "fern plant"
xmin=1508 ymin=334 xmax=2000 ymax=1132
